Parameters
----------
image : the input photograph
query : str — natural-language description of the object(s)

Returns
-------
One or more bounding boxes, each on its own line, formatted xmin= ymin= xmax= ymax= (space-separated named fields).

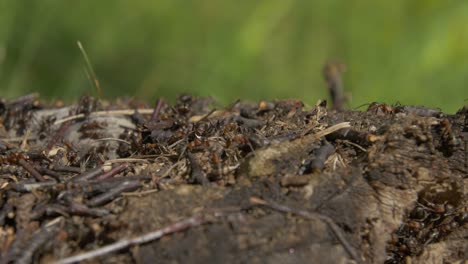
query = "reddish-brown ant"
xmin=357 ymin=102 xmax=443 ymax=117
xmin=0 ymin=152 xmax=29 ymax=164
xmin=367 ymin=102 xmax=395 ymax=115
xmin=354 ymin=102 xmax=395 ymax=115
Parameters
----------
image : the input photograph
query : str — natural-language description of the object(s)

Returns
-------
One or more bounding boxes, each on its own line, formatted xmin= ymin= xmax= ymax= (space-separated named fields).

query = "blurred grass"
xmin=0 ymin=0 xmax=467 ymax=113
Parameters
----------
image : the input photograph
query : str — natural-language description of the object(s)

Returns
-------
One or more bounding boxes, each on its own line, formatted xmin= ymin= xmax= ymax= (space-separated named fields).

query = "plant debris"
xmin=0 ymin=94 xmax=466 ymax=263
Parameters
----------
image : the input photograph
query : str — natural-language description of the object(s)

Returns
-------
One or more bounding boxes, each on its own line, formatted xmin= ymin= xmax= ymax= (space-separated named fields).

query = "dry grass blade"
xmin=77 ymin=41 xmax=102 ymax=98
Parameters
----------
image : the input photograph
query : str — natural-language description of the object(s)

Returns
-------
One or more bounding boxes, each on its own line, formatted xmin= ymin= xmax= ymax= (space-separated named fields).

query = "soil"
xmin=0 ymin=94 xmax=466 ymax=264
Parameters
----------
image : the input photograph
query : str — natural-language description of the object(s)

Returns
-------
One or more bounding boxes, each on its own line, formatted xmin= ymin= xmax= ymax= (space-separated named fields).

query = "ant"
xmin=367 ymin=102 xmax=395 ymax=114
xmin=0 ymin=152 xmax=29 ymax=165
xmin=76 ymin=95 xmax=99 ymax=117
xmin=357 ymin=102 xmax=443 ymax=117
xmin=355 ymin=102 xmax=396 ymax=115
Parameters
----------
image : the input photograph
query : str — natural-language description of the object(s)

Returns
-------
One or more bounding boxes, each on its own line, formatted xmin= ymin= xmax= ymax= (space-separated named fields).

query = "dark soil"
xmin=0 ymin=94 xmax=466 ymax=264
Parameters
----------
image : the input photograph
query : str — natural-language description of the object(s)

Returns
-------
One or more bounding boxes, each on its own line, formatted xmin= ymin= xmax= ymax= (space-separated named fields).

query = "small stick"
xmin=122 ymin=189 xmax=159 ymax=197
xmin=9 ymin=180 xmax=57 ymax=192
xmin=34 ymin=203 xmax=108 ymax=218
xmin=157 ymin=161 xmax=182 ymax=179
xmin=56 ymin=215 xmax=205 ymax=264
xmin=189 ymin=110 xmax=229 ymax=123
xmin=151 ymin=99 xmax=164 ymax=121
xmin=341 ymin=140 xmax=367 ymax=153
xmin=70 ymin=167 xmax=104 ymax=182
xmin=194 ymin=108 xmax=217 ymax=123
xmin=87 ymin=180 xmax=141 ymax=207
xmin=250 ymin=197 xmax=362 ymax=263
xmin=38 ymin=167 xmax=63 ymax=180
xmin=64 ymin=175 xmax=151 ymax=196
xmin=17 ymin=159 xmax=46 ymax=182
xmin=53 ymin=109 xmax=155 ymax=126
xmin=323 ymin=62 xmax=346 ymax=111
xmin=95 ymin=163 xmax=128 ymax=180
xmin=52 ymin=165 xmax=82 ymax=174
xmin=95 ymin=138 xmax=131 ymax=145
xmin=66 ymin=202 xmax=109 ymax=217
xmin=167 ymin=138 xmax=187 ymax=149
xmin=46 ymin=121 xmax=71 ymax=153
xmin=103 ymin=158 xmax=149 ymax=165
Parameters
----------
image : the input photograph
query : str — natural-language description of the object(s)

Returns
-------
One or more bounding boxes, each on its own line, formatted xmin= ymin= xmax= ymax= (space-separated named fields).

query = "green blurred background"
xmin=0 ymin=1 xmax=467 ymax=113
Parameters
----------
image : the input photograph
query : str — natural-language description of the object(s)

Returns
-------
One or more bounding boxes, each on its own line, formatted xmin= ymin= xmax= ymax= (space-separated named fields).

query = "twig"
xmin=188 ymin=110 xmax=231 ymax=123
xmin=151 ymin=99 xmax=164 ymax=121
xmin=87 ymin=180 xmax=141 ymax=207
xmin=55 ymin=215 xmax=206 ymax=264
xmin=33 ymin=203 xmax=109 ymax=219
xmin=122 ymin=189 xmax=158 ymax=197
xmin=95 ymin=163 xmax=128 ymax=180
xmin=194 ymin=108 xmax=217 ymax=123
xmin=158 ymin=161 xmax=182 ymax=179
xmin=9 ymin=180 xmax=57 ymax=192
xmin=249 ymin=197 xmax=362 ymax=263
xmin=103 ymin=158 xmax=149 ymax=165
xmin=52 ymin=165 xmax=82 ymax=174
xmin=17 ymin=159 xmax=46 ymax=182
xmin=323 ymin=62 xmax=346 ymax=111
xmin=341 ymin=140 xmax=367 ymax=153
xmin=167 ymin=138 xmax=187 ymax=149
xmin=66 ymin=202 xmax=109 ymax=217
xmin=46 ymin=121 xmax=71 ymax=154
xmin=95 ymin=138 xmax=131 ymax=145
xmin=38 ymin=167 xmax=63 ymax=180
xmin=70 ymin=167 xmax=104 ymax=182
xmin=53 ymin=109 xmax=155 ymax=126
xmin=67 ymin=175 xmax=151 ymax=195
